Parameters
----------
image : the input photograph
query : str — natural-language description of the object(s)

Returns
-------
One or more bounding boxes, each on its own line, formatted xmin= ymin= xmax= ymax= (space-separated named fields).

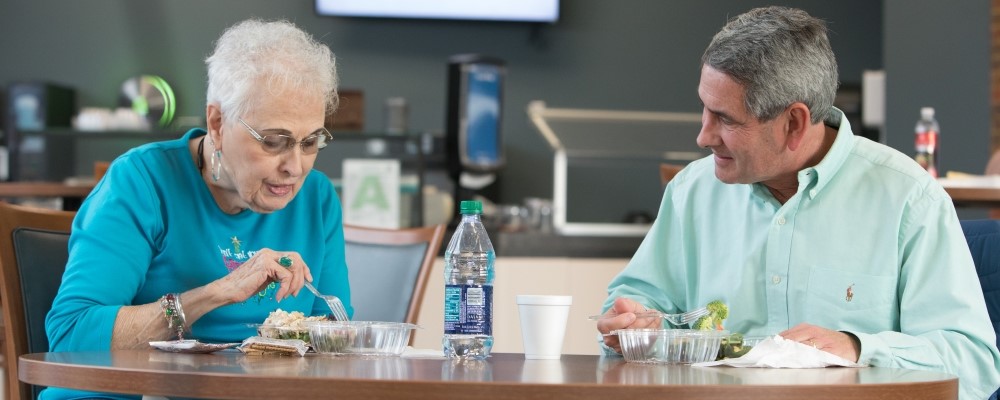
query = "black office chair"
xmin=959 ymin=219 xmax=1000 ymax=400
xmin=344 ymin=224 xmax=445 ymax=333
xmin=0 ymin=201 xmax=75 ymax=400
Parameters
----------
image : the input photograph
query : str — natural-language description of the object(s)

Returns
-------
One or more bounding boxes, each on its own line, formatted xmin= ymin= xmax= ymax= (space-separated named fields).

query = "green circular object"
xmin=119 ymin=75 xmax=176 ymax=128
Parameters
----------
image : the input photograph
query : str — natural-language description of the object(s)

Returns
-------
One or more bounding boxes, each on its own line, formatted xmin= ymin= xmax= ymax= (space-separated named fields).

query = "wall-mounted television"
xmin=316 ymin=0 xmax=559 ymax=23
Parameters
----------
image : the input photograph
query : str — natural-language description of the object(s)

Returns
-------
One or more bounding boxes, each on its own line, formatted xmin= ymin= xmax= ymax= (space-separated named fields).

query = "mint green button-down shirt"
xmin=604 ymin=110 xmax=1000 ymax=400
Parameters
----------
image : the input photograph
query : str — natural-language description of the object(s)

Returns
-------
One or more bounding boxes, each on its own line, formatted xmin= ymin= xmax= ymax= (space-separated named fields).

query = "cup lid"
xmin=516 ymin=295 xmax=572 ymax=305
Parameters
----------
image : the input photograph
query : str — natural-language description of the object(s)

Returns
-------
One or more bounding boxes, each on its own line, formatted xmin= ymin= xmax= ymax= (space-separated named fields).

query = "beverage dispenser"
xmin=445 ymin=54 xmax=506 ymax=219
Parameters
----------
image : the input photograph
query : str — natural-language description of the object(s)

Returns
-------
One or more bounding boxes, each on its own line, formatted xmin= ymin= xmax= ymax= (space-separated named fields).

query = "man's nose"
xmin=695 ymin=113 xmax=714 ymax=148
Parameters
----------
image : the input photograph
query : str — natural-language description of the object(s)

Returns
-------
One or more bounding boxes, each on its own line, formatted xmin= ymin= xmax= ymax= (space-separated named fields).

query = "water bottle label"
xmin=916 ymin=131 xmax=938 ymax=149
xmin=466 ymin=287 xmax=484 ymax=306
xmin=915 ymin=131 xmax=939 ymax=177
xmin=444 ymin=284 xmax=493 ymax=335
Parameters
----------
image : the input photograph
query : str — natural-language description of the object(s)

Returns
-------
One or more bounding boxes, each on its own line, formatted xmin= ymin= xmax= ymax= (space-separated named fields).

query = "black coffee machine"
xmin=445 ymin=54 xmax=506 ymax=221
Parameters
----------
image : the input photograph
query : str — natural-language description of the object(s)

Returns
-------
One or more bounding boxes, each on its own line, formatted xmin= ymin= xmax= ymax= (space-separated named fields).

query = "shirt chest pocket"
xmin=806 ymin=267 xmax=897 ymax=311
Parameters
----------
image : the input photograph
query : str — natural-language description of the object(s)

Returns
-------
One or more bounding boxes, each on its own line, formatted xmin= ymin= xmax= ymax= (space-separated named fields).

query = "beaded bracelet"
xmin=160 ymin=293 xmax=187 ymax=340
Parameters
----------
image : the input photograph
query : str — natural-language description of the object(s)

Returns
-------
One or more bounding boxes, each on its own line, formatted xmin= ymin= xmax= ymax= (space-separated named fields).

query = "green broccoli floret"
xmin=692 ymin=315 xmax=715 ymax=330
xmin=693 ymin=300 xmax=729 ymax=331
xmin=707 ymin=300 xmax=728 ymax=321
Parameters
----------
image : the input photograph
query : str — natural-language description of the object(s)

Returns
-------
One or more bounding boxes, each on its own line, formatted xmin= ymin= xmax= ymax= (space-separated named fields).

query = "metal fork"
xmin=588 ymin=306 xmax=709 ymax=327
xmin=651 ymin=306 xmax=710 ymax=326
xmin=303 ymin=281 xmax=350 ymax=321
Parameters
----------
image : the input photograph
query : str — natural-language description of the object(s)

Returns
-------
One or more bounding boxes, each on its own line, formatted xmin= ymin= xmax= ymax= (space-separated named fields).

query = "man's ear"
xmin=784 ymin=103 xmax=812 ymax=152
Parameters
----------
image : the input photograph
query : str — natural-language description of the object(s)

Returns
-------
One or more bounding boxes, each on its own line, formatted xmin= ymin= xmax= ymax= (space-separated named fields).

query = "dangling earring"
xmin=210 ymin=148 xmax=222 ymax=182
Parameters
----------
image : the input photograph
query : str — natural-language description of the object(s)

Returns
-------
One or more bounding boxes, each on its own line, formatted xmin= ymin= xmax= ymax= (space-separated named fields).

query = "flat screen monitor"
xmin=316 ymin=0 xmax=559 ymax=23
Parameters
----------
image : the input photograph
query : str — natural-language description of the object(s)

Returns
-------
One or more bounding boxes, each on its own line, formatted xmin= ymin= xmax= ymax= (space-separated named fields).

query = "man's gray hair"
xmin=702 ymin=6 xmax=838 ymax=124
xmin=205 ymin=19 xmax=339 ymax=124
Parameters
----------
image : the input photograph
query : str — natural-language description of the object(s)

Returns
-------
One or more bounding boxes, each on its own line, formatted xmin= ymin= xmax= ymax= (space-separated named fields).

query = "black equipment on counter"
xmin=445 ymin=54 xmax=506 ymax=212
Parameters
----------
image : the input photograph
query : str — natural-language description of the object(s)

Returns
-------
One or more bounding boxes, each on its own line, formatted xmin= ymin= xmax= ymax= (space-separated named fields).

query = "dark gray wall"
xmin=884 ymin=0 xmax=990 ymax=219
xmin=884 ymin=0 xmax=990 ymax=177
xmin=0 ymin=0 xmax=883 ymax=206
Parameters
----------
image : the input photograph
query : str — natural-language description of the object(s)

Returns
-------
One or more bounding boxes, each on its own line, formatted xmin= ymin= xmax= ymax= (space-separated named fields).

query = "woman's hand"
xmin=597 ymin=297 xmax=662 ymax=353
xmin=214 ymin=249 xmax=314 ymax=304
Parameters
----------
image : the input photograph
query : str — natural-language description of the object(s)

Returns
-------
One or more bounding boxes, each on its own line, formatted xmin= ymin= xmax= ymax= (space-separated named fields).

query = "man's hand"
xmin=780 ymin=323 xmax=861 ymax=362
xmin=596 ymin=297 xmax=662 ymax=353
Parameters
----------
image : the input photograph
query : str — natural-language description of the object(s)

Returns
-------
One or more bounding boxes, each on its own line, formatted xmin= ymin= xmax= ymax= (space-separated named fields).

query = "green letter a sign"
xmin=342 ymin=159 xmax=401 ymax=228
xmin=351 ymin=175 xmax=389 ymax=211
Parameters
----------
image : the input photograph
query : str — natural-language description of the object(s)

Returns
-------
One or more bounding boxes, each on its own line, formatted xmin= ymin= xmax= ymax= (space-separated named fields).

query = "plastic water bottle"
xmin=914 ymin=107 xmax=940 ymax=177
xmin=443 ymin=200 xmax=495 ymax=359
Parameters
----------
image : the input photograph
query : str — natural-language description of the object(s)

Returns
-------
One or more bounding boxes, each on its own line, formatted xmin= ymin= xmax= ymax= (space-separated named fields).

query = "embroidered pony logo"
xmin=846 ymin=284 xmax=855 ymax=302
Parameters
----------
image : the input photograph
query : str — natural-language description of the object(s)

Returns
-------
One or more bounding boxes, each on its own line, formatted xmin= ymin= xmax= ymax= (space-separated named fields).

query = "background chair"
xmin=344 ymin=224 xmax=446 ymax=330
xmin=0 ymin=201 xmax=75 ymax=400
xmin=959 ymin=219 xmax=1000 ymax=400
xmin=660 ymin=163 xmax=685 ymax=186
xmin=985 ymin=151 xmax=1000 ymax=219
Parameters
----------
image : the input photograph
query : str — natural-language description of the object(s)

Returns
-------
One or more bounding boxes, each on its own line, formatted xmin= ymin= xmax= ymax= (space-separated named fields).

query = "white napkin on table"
xmin=692 ymin=335 xmax=863 ymax=368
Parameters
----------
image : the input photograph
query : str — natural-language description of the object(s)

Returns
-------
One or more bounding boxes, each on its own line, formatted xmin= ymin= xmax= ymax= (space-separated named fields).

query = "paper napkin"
xmin=693 ymin=335 xmax=863 ymax=368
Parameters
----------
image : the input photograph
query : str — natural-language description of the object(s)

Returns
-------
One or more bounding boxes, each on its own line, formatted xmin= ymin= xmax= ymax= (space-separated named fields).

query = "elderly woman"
xmin=43 ymin=18 xmax=351 ymax=399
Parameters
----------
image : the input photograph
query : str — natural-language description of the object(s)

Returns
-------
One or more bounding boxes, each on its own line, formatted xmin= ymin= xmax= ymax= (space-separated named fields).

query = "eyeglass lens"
xmin=259 ymin=133 xmax=329 ymax=154
xmin=239 ymin=117 xmax=331 ymax=155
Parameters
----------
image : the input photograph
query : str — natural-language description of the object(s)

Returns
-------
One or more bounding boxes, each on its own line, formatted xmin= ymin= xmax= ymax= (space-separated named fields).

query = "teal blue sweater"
xmin=43 ymin=129 xmax=352 ymax=399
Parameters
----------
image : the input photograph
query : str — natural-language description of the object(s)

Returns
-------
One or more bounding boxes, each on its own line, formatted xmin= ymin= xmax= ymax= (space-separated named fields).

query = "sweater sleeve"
xmin=45 ymin=153 xmax=163 ymax=351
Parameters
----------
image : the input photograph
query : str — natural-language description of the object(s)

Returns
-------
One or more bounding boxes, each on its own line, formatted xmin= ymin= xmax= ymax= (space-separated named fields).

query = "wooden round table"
xmin=20 ymin=351 xmax=957 ymax=400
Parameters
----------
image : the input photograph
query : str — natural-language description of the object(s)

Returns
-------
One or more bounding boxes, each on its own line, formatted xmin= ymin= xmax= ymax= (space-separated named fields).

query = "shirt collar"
xmin=798 ymin=107 xmax=854 ymax=200
xmin=747 ymin=107 xmax=854 ymax=205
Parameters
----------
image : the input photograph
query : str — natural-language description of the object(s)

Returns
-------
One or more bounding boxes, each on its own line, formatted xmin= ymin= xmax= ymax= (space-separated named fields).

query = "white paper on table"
xmin=692 ymin=335 xmax=864 ymax=368
xmin=937 ymin=175 xmax=1000 ymax=188
xmin=401 ymin=346 xmax=446 ymax=359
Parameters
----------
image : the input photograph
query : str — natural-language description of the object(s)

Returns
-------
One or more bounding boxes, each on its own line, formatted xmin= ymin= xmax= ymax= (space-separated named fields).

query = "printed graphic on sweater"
xmin=218 ymin=235 xmax=278 ymax=303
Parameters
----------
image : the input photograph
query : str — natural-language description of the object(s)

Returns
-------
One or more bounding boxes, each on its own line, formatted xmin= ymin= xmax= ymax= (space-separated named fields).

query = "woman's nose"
xmin=280 ymin=148 xmax=306 ymax=176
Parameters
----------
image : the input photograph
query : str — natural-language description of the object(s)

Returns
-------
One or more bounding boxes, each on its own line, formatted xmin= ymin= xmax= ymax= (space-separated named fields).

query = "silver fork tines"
xmin=304 ymin=282 xmax=350 ymax=321
xmin=588 ymin=306 xmax=710 ymax=327
xmin=671 ymin=306 xmax=710 ymax=326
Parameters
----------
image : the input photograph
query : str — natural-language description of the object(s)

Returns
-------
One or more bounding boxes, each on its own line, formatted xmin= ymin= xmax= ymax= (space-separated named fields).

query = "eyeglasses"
xmin=237 ymin=117 xmax=333 ymax=155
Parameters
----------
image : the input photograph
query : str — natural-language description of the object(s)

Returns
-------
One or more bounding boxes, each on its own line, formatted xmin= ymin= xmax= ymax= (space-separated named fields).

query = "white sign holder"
xmin=342 ymin=158 xmax=401 ymax=229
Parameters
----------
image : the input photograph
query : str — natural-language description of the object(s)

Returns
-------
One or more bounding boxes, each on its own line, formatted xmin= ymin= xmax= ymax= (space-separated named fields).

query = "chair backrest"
xmin=959 ymin=219 xmax=1000 ymax=400
xmin=985 ymin=151 xmax=1000 ymax=219
xmin=344 ymin=224 xmax=446 ymax=327
xmin=660 ymin=163 xmax=684 ymax=186
xmin=0 ymin=201 xmax=75 ymax=400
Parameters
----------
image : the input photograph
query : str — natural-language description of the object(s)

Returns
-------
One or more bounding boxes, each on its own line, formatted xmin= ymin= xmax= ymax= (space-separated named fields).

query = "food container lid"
xmin=610 ymin=328 xmax=730 ymax=337
xmin=306 ymin=320 xmax=420 ymax=329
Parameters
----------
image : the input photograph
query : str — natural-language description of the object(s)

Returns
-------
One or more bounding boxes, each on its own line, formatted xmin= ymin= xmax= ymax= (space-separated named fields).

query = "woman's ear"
xmin=205 ymin=104 xmax=224 ymax=149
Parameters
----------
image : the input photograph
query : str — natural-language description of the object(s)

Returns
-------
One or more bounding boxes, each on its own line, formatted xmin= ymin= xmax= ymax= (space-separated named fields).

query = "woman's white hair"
xmin=205 ymin=19 xmax=338 ymax=124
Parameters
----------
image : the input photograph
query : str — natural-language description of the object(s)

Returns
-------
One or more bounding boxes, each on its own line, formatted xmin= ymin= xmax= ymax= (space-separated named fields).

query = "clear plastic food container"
xmin=307 ymin=321 xmax=419 ymax=356
xmin=256 ymin=324 xmax=312 ymax=343
xmin=612 ymin=329 xmax=729 ymax=364
xmin=718 ymin=334 xmax=769 ymax=359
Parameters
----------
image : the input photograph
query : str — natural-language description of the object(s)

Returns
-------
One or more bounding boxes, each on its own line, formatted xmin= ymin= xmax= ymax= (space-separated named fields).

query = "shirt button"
xmin=809 ymin=189 xmax=817 ymax=197
xmin=771 ymin=275 xmax=781 ymax=284
xmin=777 ymin=216 xmax=786 ymax=225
